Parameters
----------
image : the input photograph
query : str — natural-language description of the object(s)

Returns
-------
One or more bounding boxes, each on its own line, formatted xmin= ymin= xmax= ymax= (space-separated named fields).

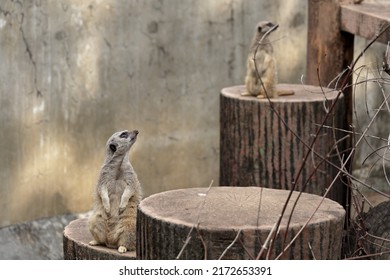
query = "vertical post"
xmin=306 ymin=0 xmax=354 ymax=213
xmin=306 ymin=0 xmax=354 ymax=88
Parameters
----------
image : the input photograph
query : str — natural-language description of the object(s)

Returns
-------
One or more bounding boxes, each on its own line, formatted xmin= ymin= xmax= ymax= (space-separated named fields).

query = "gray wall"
xmin=0 ymin=0 xmax=308 ymax=227
xmin=352 ymin=38 xmax=390 ymax=191
xmin=1 ymin=0 xmax=389 ymax=229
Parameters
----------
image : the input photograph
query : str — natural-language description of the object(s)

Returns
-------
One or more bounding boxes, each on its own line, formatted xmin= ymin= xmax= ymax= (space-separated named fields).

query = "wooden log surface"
xmin=219 ymin=84 xmax=347 ymax=206
xmin=306 ymin=0 xmax=354 ymax=88
xmin=341 ymin=3 xmax=390 ymax=44
xmin=63 ymin=218 xmax=136 ymax=260
xmin=137 ymin=187 xmax=346 ymax=260
xmin=361 ymin=200 xmax=390 ymax=259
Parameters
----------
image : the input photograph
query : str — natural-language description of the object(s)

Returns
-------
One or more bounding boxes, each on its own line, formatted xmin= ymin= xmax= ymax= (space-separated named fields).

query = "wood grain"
xmin=306 ymin=0 xmax=354 ymax=88
xmin=341 ymin=3 xmax=390 ymax=44
xmin=137 ymin=187 xmax=345 ymax=259
xmin=219 ymin=84 xmax=347 ymax=206
xmin=63 ymin=218 xmax=136 ymax=260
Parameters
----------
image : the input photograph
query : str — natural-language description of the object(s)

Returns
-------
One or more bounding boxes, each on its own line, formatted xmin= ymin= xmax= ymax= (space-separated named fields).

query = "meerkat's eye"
xmin=120 ymin=131 xmax=129 ymax=139
xmin=257 ymin=26 xmax=262 ymax=33
xmin=109 ymin=144 xmax=117 ymax=152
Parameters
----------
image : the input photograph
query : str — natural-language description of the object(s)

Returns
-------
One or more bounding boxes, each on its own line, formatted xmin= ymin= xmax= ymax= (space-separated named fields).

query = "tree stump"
xmin=220 ymin=84 xmax=347 ymax=206
xmin=361 ymin=200 xmax=390 ymax=259
xmin=137 ymin=187 xmax=345 ymax=260
xmin=63 ymin=218 xmax=136 ymax=260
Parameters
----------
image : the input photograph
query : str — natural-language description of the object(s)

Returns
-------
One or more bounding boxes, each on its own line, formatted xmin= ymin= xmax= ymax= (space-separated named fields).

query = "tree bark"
xmin=137 ymin=187 xmax=345 ymax=260
xmin=219 ymin=84 xmax=347 ymax=206
xmin=362 ymin=201 xmax=390 ymax=259
xmin=63 ymin=218 xmax=136 ymax=260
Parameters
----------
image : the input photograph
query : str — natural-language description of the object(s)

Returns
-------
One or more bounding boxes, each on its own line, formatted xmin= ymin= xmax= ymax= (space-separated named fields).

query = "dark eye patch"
xmin=120 ymin=131 xmax=129 ymax=138
xmin=109 ymin=144 xmax=117 ymax=152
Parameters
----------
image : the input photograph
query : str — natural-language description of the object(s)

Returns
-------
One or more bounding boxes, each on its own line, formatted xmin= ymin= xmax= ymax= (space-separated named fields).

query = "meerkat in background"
xmin=243 ymin=21 xmax=294 ymax=99
xmin=88 ymin=129 xmax=142 ymax=253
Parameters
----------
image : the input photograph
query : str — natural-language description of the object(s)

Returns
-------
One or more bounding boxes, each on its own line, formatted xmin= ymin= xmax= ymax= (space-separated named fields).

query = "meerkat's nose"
xmin=267 ymin=22 xmax=276 ymax=27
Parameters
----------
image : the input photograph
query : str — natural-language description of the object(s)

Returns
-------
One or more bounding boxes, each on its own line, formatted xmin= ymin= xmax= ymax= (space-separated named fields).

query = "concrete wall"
xmin=352 ymin=38 xmax=390 ymax=191
xmin=1 ymin=0 xmax=389 ymax=230
xmin=0 ymin=0 xmax=308 ymax=227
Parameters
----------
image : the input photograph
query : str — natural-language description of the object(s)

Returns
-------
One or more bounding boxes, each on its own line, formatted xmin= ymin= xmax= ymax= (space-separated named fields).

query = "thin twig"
xmin=280 ymin=137 xmax=348 ymax=252
xmin=196 ymin=224 xmax=208 ymax=260
xmin=256 ymin=215 xmax=280 ymax=260
xmin=275 ymin=168 xmax=343 ymax=259
xmin=218 ymin=229 xmax=242 ymax=260
xmin=346 ymin=250 xmax=390 ymax=260
xmin=315 ymin=124 xmax=388 ymax=142
xmin=308 ymin=242 xmax=317 ymax=260
xmin=268 ymin=25 xmax=390 ymax=256
xmin=175 ymin=226 xmax=195 ymax=260
xmin=238 ymin=237 xmax=256 ymax=260
xmin=251 ymin=23 xmax=390 ymax=259
xmin=175 ymin=180 xmax=214 ymax=259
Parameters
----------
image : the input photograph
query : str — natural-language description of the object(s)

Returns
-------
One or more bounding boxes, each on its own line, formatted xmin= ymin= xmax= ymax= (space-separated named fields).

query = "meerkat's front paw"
xmin=256 ymin=94 xmax=266 ymax=99
xmin=89 ymin=240 xmax=100 ymax=246
xmin=103 ymin=207 xmax=111 ymax=217
xmin=118 ymin=246 xmax=128 ymax=253
xmin=241 ymin=91 xmax=252 ymax=96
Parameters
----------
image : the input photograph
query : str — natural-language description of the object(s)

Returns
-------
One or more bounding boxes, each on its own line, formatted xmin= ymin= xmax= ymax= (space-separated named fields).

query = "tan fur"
xmin=243 ymin=21 xmax=294 ymax=99
xmin=88 ymin=130 xmax=142 ymax=253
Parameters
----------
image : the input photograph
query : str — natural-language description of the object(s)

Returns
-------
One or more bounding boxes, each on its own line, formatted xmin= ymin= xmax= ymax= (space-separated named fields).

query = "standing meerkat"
xmin=88 ymin=129 xmax=142 ymax=253
xmin=243 ymin=21 xmax=294 ymax=99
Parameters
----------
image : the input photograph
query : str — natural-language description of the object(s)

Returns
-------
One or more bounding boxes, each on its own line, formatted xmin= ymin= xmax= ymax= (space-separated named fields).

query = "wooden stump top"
xmin=138 ymin=187 xmax=346 ymax=259
xmin=63 ymin=218 xmax=136 ymax=260
xmin=221 ymin=84 xmax=340 ymax=103
xmin=219 ymin=83 xmax=347 ymax=205
xmin=139 ymin=187 xmax=345 ymax=232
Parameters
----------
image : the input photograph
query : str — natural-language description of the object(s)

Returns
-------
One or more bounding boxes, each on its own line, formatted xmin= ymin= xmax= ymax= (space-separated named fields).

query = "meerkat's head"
xmin=255 ymin=21 xmax=278 ymax=37
xmin=106 ymin=130 xmax=139 ymax=158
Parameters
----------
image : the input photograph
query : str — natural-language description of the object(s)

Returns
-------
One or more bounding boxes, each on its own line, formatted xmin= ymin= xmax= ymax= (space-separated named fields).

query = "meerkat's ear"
xmin=109 ymin=143 xmax=117 ymax=153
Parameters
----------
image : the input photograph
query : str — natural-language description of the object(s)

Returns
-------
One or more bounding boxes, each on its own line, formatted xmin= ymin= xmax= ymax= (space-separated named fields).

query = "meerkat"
xmin=243 ymin=21 xmax=294 ymax=99
xmin=88 ymin=129 xmax=142 ymax=253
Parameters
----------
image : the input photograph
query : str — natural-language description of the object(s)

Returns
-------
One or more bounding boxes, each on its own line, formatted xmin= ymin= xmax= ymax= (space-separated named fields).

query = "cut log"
xmin=137 ymin=187 xmax=345 ymax=260
xmin=63 ymin=218 xmax=136 ymax=260
xmin=220 ymin=84 xmax=347 ymax=206
xmin=362 ymin=200 xmax=390 ymax=259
